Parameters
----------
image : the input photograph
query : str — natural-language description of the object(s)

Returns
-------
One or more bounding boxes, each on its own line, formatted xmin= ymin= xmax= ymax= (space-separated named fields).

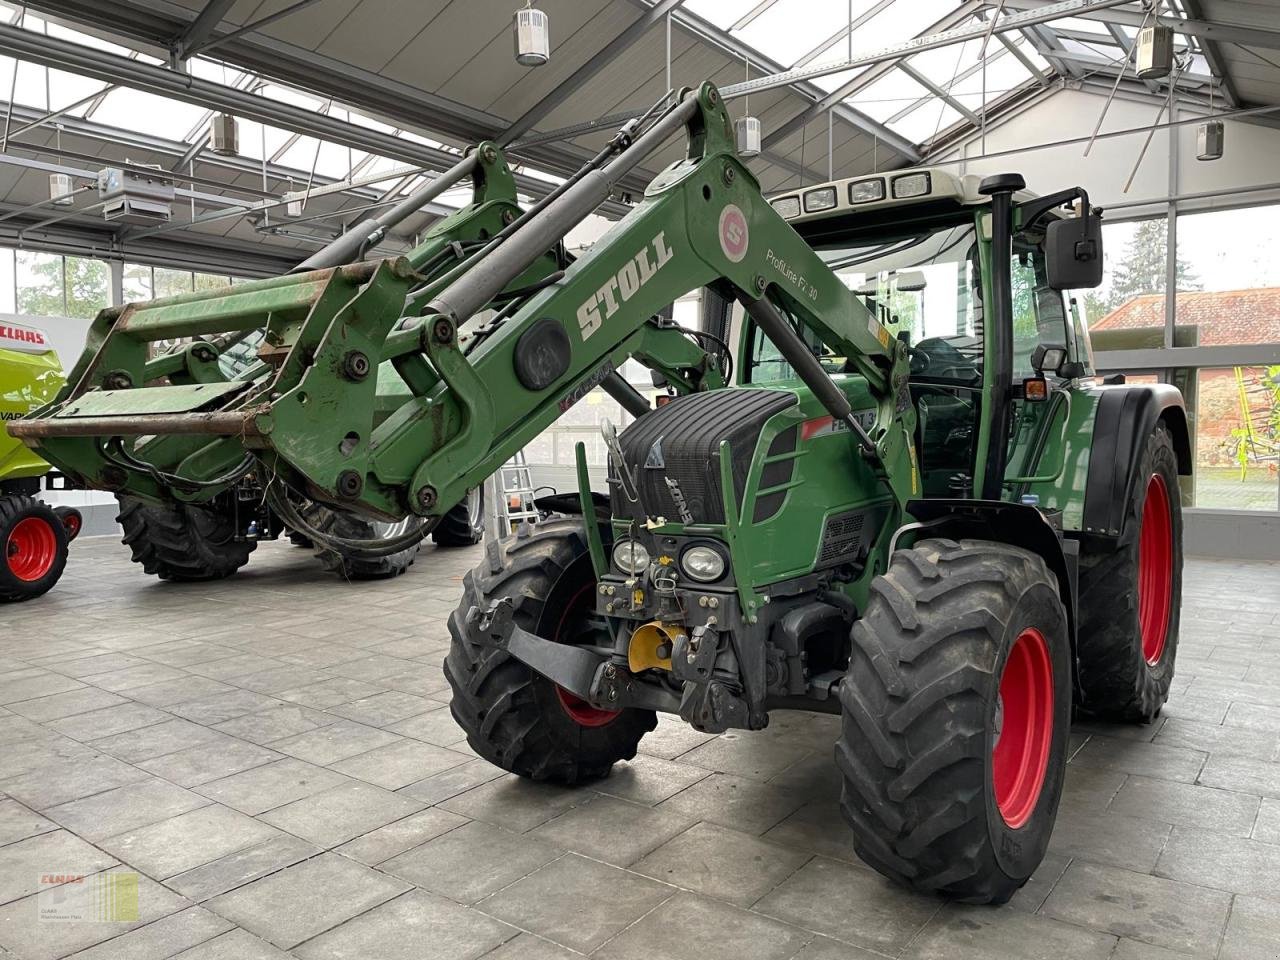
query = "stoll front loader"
xmin=10 ymin=82 xmax=1188 ymax=903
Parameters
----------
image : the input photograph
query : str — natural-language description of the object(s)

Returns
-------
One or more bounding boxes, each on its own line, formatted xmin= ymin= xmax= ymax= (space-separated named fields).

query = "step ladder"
xmin=490 ymin=451 xmax=540 ymax=537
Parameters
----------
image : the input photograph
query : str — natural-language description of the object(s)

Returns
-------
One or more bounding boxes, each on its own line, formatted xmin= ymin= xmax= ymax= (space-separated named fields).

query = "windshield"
xmin=749 ymin=224 xmax=984 ymax=386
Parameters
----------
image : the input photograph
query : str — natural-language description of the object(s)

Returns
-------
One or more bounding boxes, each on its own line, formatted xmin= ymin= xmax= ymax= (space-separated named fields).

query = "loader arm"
xmin=12 ymin=83 xmax=917 ymax=528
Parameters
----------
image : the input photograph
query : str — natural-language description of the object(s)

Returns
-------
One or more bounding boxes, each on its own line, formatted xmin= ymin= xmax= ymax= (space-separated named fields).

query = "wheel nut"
xmin=342 ymin=350 xmax=371 ymax=381
xmin=336 ymin=470 xmax=363 ymax=499
xmin=416 ymin=486 xmax=438 ymax=510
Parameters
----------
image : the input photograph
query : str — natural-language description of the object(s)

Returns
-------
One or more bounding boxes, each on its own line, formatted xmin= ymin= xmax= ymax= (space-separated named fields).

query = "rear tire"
xmin=433 ymin=487 xmax=484 ymax=547
xmin=117 ymin=495 xmax=254 ymax=582
xmin=0 ymin=494 xmax=68 ymax=602
xmin=837 ymin=538 xmax=1071 ymax=904
xmin=444 ymin=517 xmax=655 ymax=783
xmin=301 ymin=502 xmax=422 ymax=581
xmin=1076 ymin=422 xmax=1182 ymax=722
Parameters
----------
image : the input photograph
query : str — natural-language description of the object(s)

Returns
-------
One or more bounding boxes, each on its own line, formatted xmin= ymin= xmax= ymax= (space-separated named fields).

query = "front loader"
xmin=10 ymin=82 xmax=1188 ymax=904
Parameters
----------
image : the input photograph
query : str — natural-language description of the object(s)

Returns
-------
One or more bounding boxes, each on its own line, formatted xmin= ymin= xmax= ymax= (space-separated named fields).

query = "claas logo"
xmin=0 ymin=324 xmax=47 ymax=346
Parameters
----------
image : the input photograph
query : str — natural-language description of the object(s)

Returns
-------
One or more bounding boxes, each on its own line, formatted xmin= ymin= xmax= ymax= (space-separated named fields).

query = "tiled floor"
xmin=1 ymin=536 xmax=1279 ymax=960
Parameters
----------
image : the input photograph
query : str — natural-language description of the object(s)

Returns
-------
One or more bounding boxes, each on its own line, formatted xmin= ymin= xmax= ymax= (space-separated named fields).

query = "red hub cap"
xmin=6 ymin=517 xmax=57 ymax=582
xmin=992 ymin=627 xmax=1054 ymax=829
xmin=1137 ymin=474 xmax=1173 ymax=666
xmin=553 ymin=582 xmax=621 ymax=728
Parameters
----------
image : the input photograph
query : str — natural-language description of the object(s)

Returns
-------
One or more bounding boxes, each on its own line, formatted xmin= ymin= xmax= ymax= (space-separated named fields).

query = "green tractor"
xmin=10 ymin=81 xmax=1186 ymax=903
xmin=0 ymin=320 xmax=82 ymax=601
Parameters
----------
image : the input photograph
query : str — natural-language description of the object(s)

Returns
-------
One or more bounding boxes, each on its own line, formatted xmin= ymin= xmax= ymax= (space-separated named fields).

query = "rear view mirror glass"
xmin=1045 ymin=214 xmax=1104 ymax=290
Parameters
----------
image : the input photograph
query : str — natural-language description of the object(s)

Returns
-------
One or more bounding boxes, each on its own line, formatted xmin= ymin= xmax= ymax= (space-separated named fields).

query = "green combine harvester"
xmin=0 ymin=320 xmax=82 ymax=601
xmin=10 ymin=81 xmax=1187 ymax=903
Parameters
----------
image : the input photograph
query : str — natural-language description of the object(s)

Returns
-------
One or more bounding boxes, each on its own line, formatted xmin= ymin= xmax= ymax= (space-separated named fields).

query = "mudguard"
xmin=1082 ymin=385 xmax=1190 ymax=538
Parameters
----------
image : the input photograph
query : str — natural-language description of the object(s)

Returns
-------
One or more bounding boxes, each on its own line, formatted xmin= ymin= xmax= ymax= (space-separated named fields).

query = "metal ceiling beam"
xmin=0 ymin=21 xmax=632 ymax=218
xmin=186 ymin=0 xmax=325 ymax=58
xmin=1180 ymin=0 xmax=1242 ymax=109
xmin=173 ymin=0 xmax=236 ymax=59
xmin=759 ymin=1 xmax=981 ymax=153
xmin=22 ymin=0 xmax=655 ymax=199
xmin=499 ymin=0 xmax=685 ymax=147
xmin=897 ymin=61 xmax=982 ymax=124
xmin=626 ymin=0 xmax=922 ymax=162
xmin=975 ymin=8 xmax=1050 ymax=84
xmin=1000 ymin=0 xmax=1280 ymax=52
xmin=793 ymin=0 xmax=897 ymax=69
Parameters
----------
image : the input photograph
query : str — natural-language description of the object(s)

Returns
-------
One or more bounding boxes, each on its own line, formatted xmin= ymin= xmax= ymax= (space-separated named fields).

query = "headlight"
xmin=680 ymin=544 xmax=726 ymax=582
xmin=848 ymin=177 xmax=885 ymax=204
xmin=803 ymin=186 xmax=837 ymax=213
xmin=770 ymin=195 xmax=800 ymax=219
xmin=891 ymin=172 xmax=931 ymax=199
xmin=612 ymin=539 xmax=650 ymax=574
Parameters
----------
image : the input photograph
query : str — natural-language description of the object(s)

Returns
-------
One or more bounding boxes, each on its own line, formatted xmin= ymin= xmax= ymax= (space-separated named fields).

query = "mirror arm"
xmin=1018 ymin=187 xmax=1094 ymax=232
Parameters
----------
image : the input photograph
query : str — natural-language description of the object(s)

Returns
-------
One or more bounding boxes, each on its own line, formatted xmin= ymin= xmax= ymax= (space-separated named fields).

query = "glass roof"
xmin=0 ymin=0 xmax=1227 ymax=256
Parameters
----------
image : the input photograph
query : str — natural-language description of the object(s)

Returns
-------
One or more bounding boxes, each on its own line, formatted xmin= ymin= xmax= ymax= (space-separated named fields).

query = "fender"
xmin=1082 ymin=385 xmax=1190 ymax=538
xmin=902 ymin=499 xmax=1079 ymax=687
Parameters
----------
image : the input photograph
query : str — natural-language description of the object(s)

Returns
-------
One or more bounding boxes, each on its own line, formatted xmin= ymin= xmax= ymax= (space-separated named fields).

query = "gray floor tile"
xmin=1198 ymin=754 xmax=1280 ymax=799
xmin=256 ymin=779 xmax=423 ymax=847
xmin=632 ymin=821 xmax=810 ymax=906
xmin=1154 ymin=825 xmax=1280 ymax=900
xmin=0 ymin=670 xmax=86 ymax=703
xmin=0 ymin=867 xmax=191 ymax=960
xmin=439 ymin=773 xmax=594 ymax=832
xmin=1046 ymin=802 xmax=1173 ymax=873
xmin=477 ymin=853 xmax=671 ymax=953
xmin=64 ymin=905 xmax=232 ymax=959
xmin=382 ymin=819 xmax=560 ymax=904
xmin=1070 ymin=734 xmax=1208 ymax=783
xmin=480 ymin=932 xmax=583 ymax=960
xmin=755 ymin=857 xmax=938 ymax=953
xmin=596 ymin=893 xmax=808 ymax=960
xmin=1042 ymin=859 xmax=1231 ymax=955
xmin=1254 ymin=797 xmax=1280 ymax=843
xmin=211 ymin=705 xmax=337 ymax=745
xmin=46 ymin=701 xmax=170 ymax=741
xmin=4 ymin=687 xmax=127 ymax=722
xmin=761 ymin=800 xmax=860 ymax=864
xmin=164 ymin=835 xmax=321 ymax=902
xmin=638 ymin=716 xmax=718 ymax=760
xmin=385 ymin=705 xmax=468 ymax=746
xmin=396 ymin=758 xmax=506 ymax=805
xmin=1 ymin=752 xmax=151 ymax=809
xmin=530 ymin=794 xmax=696 ymax=866
xmin=136 ymin=740 xmax=281 ymax=787
xmin=274 ymin=677 xmax=385 ymax=709
xmin=88 ymin=718 xmax=231 ymax=762
xmin=45 ymin=778 xmax=212 ymax=841
xmin=293 ymin=889 xmax=515 ymax=960
xmin=206 ymin=852 xmax=409 ymax=949
xmin=656 ymin=773 xmax=807 ymax=835
xmin=326 ymin=690 xmax=436 ymax=726
xmin=0 ymin=831 xmax=118 ymax=905
xmin=1220 ymin=895 xmax=1280 ymax=960
xmin=100 ymin=804 xmax=283 ymax=880
xmin=1153 ymin=717 xmax=1280 ymax=761
xmin=903 ymin=903 xmax=1117 ymax=960
xmin=328 ymin=737 xmax=471 ymax=789
xmin=169 ymin=928 xmax=294 ymax=958
xmin=1108 ymin=774 xmax=1261 ymax=837
xmin=592 ymin=753 xmax=713 ymax=806
xmin=266 ymin=719 xmax=401 ymax=765
xmin=168 ymin=689 xmax=282 ymax=725
xmin=334 ymin=807 xmax=469 ymax=865
xmin=0 ymin=798 xmax=57 ymax=846
xmin=194 ymin=758 xmax=350 ymax=816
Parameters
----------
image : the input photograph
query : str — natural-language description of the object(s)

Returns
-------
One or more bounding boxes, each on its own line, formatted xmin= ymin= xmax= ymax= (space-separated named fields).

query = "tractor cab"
xmin=754 ymin=167 xmax=1101 ymax=501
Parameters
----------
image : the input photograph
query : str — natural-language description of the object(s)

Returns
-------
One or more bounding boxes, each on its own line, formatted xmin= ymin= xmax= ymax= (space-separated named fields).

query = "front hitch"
xmin=465 ymin=597 xmax=680 ymax=713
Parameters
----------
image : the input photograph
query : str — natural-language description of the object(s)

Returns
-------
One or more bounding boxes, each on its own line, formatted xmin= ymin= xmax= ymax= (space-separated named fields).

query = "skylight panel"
xmin=684 ymin=0 xmax=759 ymax=30
xmin=846 ymin=69 xmax=930 ymax=123
xmin=736 ymin=0 xmax=875 ymax=67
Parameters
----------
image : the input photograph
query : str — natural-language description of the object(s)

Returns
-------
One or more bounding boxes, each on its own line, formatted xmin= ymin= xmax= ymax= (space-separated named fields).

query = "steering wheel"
xmin=907 ymin=346 xmax=932 ymax=376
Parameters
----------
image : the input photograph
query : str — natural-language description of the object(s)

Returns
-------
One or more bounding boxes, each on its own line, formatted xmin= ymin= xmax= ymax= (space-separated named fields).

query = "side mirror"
xmin=1031 ymin=343 xmax=1068 ymax=375
xmin=1045 ymin=213 xmax=1103 ymax=290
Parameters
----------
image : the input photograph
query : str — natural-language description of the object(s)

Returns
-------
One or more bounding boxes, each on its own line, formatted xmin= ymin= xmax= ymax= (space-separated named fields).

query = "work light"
xmin=891 ymin=172 xmax=931 ymax=199
xmin=612 ymin=539 xmax=650 ymax=574
xmin=848 ymin=178 xmax=885 ymax=204
xmin=680 ymin=545 xmax=726 ymax=582
xmin=770 ymin=196 xmax=800 ymax=219
xmin=803 ymin=187 xmax=837 ymax=213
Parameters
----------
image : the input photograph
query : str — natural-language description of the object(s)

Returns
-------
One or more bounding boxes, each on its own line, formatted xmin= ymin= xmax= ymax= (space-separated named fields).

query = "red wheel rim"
xmin=1137 ymin=473 xmax=1173 ymax=666
xmin=553 ymin=582 xmax=621 ymax=728
xmin=6 ymin=516 xmax=57 ymax=582
xmin=992 ymin=627 xmax=1054 ymax=829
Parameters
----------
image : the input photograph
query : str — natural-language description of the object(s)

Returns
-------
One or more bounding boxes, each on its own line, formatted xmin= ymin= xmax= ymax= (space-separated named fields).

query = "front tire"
xmin=117 ymin=495 xmax=254 ymax=582
xmin=301 ymin=502 xmax=422 ymax=581
xmin=444 ymin=517 xmax=655 ymax=783
xmin=837 ymin=538 xmax=1071 ymax=904
xmin=0 ymin=495 xmax=68 ymax=602
xmin=433 ymin=487 xmax=484 ymax=547
xmin=1076 ymin=422 xmax=1183 ymax=722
